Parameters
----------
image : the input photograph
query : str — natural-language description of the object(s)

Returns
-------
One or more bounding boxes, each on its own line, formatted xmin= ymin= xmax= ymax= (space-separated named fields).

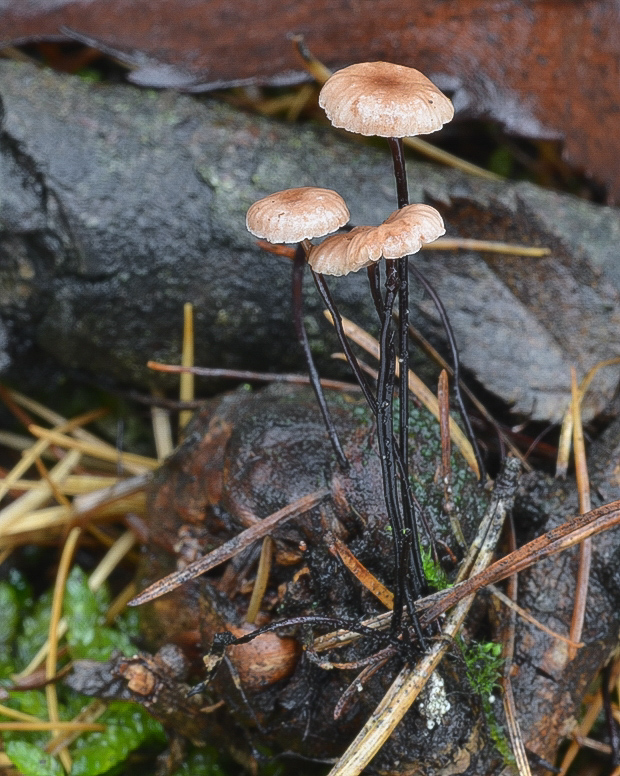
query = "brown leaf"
xmin=2 ymin=0 xmax=620 ymax=200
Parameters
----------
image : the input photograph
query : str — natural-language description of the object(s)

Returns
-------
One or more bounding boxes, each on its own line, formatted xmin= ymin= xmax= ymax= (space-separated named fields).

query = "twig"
xmin=148 ymin=360 xmax=361 ymax=392
xmin=128 ymin=488 xmax=330 ymax=606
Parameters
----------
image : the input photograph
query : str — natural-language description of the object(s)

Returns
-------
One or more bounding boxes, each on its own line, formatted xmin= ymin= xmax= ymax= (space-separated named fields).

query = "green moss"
xmin=457 ymin=637 xmax=515 ymax=766
xmin=421 ymin=547 xmax=452 ymax=591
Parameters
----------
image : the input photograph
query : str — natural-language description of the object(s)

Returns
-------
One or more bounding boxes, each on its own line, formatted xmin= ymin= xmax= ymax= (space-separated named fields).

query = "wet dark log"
xmin=67 ymin=385 xmax=620 ymax=773
xmin=1 ymin=62 xmax=619 ymax=422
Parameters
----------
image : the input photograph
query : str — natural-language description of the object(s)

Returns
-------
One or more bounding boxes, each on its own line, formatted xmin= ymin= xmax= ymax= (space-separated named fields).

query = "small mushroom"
xmin=319 ymin=61 xmax=485 ymax=483
xmin=318 ymin=61 xmax=454 ymax=138
xmin=247 ymin=187 xmax=351 ymax=468
xmin=307 ymin=205 xmax=445 ymax=276
xmin=246 ymin=187 xmax=350 ymax=244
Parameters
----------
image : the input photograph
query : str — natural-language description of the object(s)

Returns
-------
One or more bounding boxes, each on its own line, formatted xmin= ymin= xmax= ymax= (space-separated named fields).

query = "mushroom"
xmin=307 ymin=204 xmax=445 ymax=276
xmin=246 ymin=187 xmax=351 ymax=468
xmin=246 ymin=186 xmax=350 ymax=245
xmin=319 ymin=61 xmax=485 ymax=484
xmin=318 ymin=61 xmax=454 ymax=139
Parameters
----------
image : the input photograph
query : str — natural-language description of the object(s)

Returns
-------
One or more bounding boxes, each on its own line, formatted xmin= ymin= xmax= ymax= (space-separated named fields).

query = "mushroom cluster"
xmin=245 ymin=61 xmax=480 ymax=640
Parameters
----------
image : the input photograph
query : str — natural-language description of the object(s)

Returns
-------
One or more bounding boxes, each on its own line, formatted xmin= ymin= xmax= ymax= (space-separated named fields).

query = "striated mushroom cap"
xmin=246 ymin=187 xmax=350 ymax=244
xmin=319 ymin=61 xmax=454 ymax=138
xmin=308 ymin=204 xmax=445 ymax=276
xmin=379 ymin=204 xmax=445 ymax=258
xmin=306 ymin=226 xmax=376 ymax=276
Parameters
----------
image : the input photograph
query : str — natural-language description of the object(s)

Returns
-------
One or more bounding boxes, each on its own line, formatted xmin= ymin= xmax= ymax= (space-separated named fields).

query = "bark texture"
xmin=0 ymin=61 xmax=619 ymax=421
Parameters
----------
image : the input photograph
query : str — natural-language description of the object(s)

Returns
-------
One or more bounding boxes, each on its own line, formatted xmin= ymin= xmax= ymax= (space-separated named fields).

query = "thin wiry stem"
xmin=292 ymin=243 xmax=348 ymax=469
xmin=387 ymin=137 xmax=427 ymax=606
xmin=387 ymin=136 xmax=486 ymax=483
xmin=407 ymin=261 xmax=486 ymax=481
xmin=314 ymin=269 xmax=428 ymax=607
xmin=312 ymin=271 xmax=376 ymax=412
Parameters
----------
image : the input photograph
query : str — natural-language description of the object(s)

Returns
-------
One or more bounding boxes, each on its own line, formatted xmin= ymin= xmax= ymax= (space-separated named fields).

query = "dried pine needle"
xmin=328 ymin=533 xmax=394 ymax=610
xmin=488 ymin=585 xmax=582 ymax=648
xmin=34 ymin=457 xmax=72 ymax=509
xmin=0 ymin=450 xmax=82 ymax=536
xmin=4 ymin=475 xmax=123 ymax=494
xmin=0 ymin=506 xmax=68 ymax=540
xmin=27 ymin=426 xmax=158 ymax=472
xmin=245 ymin=536 xmax=274 ymax=624
xmin=105 ymin=581 xmax=137 ymax=624
xmin=423 ymin=237 xmax=550 ymax=257
xmin=0 ymin=721 xmax=105 ymax=732
xmin=556 ymin=356 xmax=620 ymax=477
xmin=46 ymin=699 xmax=108 ymax=755
xmin=502 ymin=678 xmax=532 ymax=776
xmin=151 ymin=393 xmax=174 ymax=461
xmin=46 ymin=526 xmax=81 ymax=769
xmin=0 ymin=408 xmax=104 ymax=503
xmin=179 ymin=302 xmax=195 ymax=432
xmin=14 ymin=530 xmax=138 ymax=681
xmin=88 ymin=531 xmax=136 ymax=591
xmin=8 ymin=388 xmax=149 ymax=476
xmin=0 ymin=703 xmax=43 ymax=723
xmin=72 ymin=474 xmax=151 ymax=518
xmin=568 ymin=366 xmax=592 ymax=660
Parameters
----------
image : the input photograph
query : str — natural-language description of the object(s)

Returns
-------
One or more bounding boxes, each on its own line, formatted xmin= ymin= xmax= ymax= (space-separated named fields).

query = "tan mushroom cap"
xmin=246 ymin=187 xmax=350 ymax=244
xmin=308 ymin=204 xmax=445 ymax=276
xmin=319 ymin=62 xmax=454 ymax=138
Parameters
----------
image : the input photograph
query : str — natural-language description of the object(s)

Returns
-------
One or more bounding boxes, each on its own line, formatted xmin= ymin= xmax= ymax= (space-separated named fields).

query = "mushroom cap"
xmin=307 ymin=204 xmax=445 ymax=276
xmin=306 ymin=226 xmax=376 ymax=276
xmin=319 ymin=61 xmax=454 ymax=138
xmin=246 ymin=187 xmax=350 ymax=244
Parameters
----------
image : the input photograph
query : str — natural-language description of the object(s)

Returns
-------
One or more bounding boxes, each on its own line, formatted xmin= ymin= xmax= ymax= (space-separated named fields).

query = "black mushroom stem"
xmin=386 ymin=137 xmax=487 ymax=484
xmin=292 ymin=242 xmax=349 ymax=470
xmin=311 ymin=266 xmax=427 ymax=645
